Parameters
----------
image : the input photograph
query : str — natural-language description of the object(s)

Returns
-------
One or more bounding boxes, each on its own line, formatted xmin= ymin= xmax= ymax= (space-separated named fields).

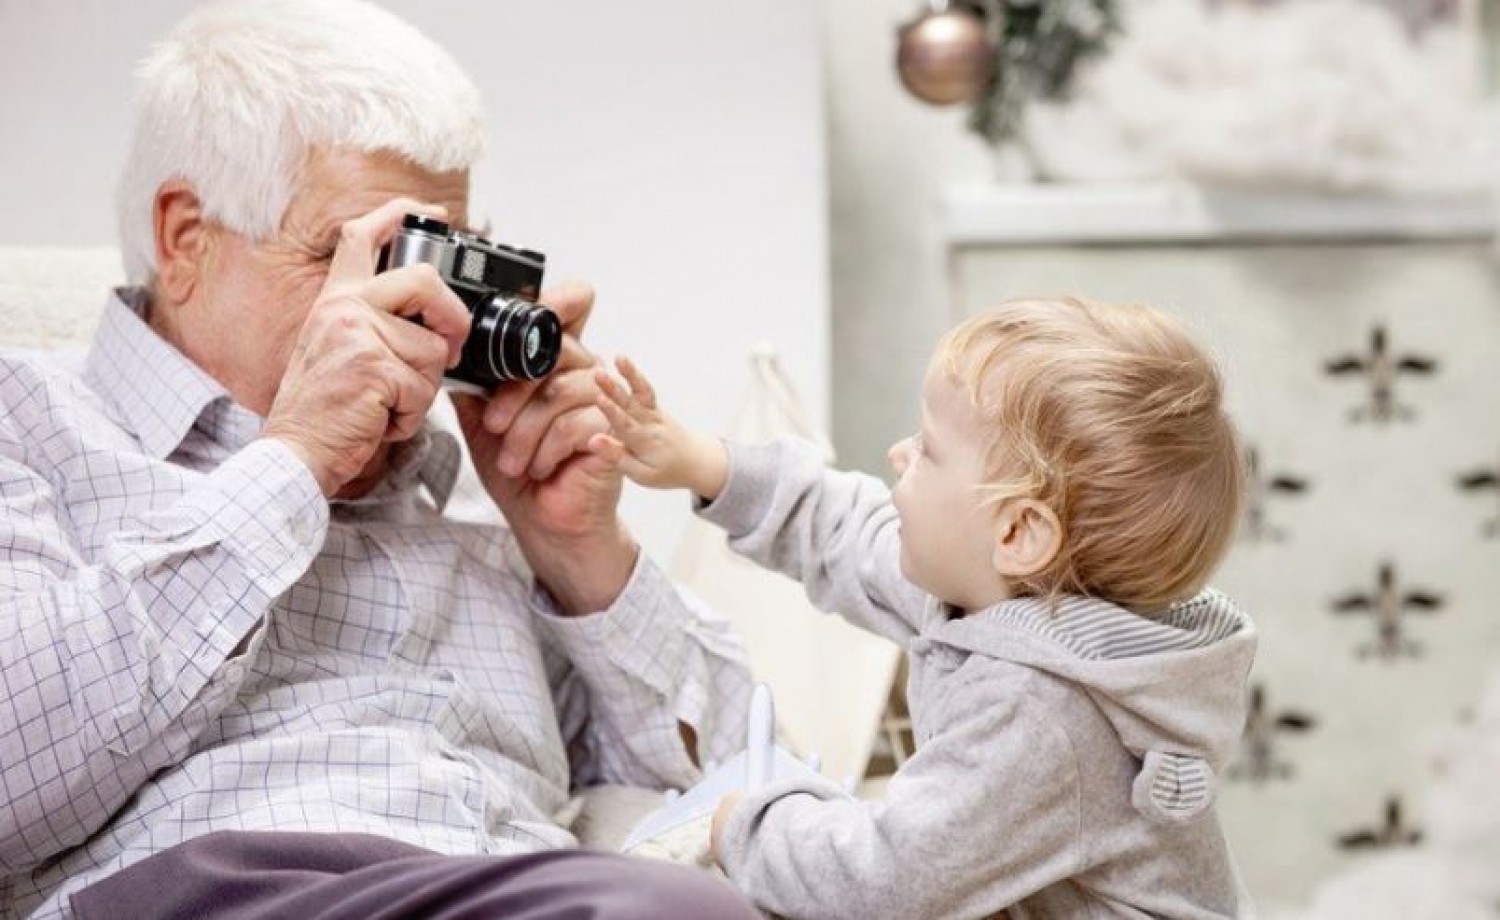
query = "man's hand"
xmin=262 ymin=199 xmax=471 ymax=498
xmin=589 ymin=356 xmax=729 ymax=501
xmin=451 ymin=282 xmax=638 ymax=615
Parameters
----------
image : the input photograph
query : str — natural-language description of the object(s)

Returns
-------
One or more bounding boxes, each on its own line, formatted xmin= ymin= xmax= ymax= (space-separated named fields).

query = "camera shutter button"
xmin=402 ymin=214 xmax=449 ymax=235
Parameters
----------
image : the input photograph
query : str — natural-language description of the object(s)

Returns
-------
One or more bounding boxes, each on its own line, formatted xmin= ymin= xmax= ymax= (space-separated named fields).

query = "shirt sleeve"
xmin=0 ymin=430 xmax=328 ymax=875
xmin=533 ymin=551 xmax=754 ymax=792
xmin=717 ymin=669 xmax=1084 ymax=919
xmin=697 ymin=437 xmax=930 ymax=645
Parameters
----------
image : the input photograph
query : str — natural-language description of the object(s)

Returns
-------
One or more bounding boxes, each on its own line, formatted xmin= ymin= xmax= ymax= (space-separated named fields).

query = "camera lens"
xmin=467 ymin=295 xmax=562 ymax=385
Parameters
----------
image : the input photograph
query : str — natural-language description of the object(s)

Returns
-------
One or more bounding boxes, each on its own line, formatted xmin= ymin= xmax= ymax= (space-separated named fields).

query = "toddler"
xmin=589 ymin=297 xmax=1256 ymax=919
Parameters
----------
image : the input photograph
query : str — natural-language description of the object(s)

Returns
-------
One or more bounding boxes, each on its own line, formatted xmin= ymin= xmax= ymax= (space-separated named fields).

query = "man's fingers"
xmin=539 ymin=281 xmax=595 ymax=337
xmin=381 ymin=356 xmax=441 ymax=443
xmin=330 ymin=317 xmax=438 ymax=443
xmin=326 ymin=198 xmax=448 ymax=289
xmin=494 ymin=368 xmax=600 ymax=476
xmin=361 ymin=264 xmax=471 ymax=366
xmin=482 ymin=335 xmax=593 ymax=434
xmin=372 ymin=310 xmax=454 ymax=384
xmin=529 ymin=406 xmax=608 ymax=480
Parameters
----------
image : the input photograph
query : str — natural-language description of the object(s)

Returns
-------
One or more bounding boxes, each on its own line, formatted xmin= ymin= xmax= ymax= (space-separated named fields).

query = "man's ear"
xmin=152 ymin=180 xmax=210 ymax=306
xmin=991 ymin=499 xmax=1063 ymax=579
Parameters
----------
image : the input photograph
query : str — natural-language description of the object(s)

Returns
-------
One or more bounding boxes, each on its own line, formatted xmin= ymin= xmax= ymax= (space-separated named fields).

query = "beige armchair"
xmin=0 ymin=244 xmax=658 ymax=850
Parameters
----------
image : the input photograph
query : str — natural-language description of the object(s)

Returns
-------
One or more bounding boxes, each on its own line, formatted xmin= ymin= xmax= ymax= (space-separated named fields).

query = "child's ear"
xmin=991 ymin=499 xmax=1063 ymax=579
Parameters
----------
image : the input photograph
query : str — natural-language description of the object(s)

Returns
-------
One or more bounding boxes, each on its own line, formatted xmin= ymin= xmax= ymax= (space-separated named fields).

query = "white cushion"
xmin=0 ymin=246 xmax=121 ymax=349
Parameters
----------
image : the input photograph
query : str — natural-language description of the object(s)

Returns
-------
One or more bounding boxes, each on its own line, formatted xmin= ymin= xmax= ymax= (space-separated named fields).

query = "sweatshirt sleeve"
xmin=696 ymin=438 xmax=930 ymax=645
xmin=717 ymin=670 xmax=1084 ymax=919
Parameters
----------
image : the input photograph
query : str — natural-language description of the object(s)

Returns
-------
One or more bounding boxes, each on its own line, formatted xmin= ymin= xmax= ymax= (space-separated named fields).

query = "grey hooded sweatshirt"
xmin=703 ymin=439 xmax=1256 ymax=920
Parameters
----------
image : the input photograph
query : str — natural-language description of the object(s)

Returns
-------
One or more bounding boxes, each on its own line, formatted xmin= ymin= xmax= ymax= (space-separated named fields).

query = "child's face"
xmin=887 ymin=367 xmax=1010 ymax=611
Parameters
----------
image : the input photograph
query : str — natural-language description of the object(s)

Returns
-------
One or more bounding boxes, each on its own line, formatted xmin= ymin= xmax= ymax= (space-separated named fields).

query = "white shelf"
xmin=940 ymin=183 xmax=1498 ymax=246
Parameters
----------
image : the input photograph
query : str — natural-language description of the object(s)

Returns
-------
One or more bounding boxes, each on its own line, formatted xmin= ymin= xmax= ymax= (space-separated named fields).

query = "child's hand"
xmin=710 ymin=790 xmax=746 ymax=865
xmin=588 ymin=356 xmax=729 ymax=500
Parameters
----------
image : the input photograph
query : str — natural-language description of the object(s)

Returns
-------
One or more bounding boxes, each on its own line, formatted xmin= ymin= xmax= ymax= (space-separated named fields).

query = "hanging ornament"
xmin=895 ymin=0 xmax=998 ymax=106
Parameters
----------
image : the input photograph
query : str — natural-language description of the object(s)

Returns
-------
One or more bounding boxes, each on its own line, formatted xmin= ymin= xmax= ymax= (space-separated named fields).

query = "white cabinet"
xmin=942 ymin=184 xmax=1500 ymax=907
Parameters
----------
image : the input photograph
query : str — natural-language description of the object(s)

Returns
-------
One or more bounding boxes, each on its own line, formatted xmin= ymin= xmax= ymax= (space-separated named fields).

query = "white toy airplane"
xmin=621 ymin=683 xmax=846 ymax=851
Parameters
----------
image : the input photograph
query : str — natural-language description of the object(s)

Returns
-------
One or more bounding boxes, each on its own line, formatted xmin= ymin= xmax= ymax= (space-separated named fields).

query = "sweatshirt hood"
xmin=929 ymin=588 xmax=1256 ymax=825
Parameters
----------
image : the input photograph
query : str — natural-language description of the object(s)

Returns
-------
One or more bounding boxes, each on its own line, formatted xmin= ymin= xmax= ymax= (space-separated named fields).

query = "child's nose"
xmin=888 ymin=439 xmax=910 ymax=476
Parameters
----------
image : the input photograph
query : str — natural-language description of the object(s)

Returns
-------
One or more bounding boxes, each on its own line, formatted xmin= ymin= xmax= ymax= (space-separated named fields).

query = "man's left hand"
xmin=452 ymin=282 xmax=638 ymax=615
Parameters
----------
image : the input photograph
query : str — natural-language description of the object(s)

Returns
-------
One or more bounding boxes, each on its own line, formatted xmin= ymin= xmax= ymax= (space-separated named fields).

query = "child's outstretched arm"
xmin=594 ymin=357 xmax=928 ymax=644
xmin=588 ymin=356 xmax=729 ymax=500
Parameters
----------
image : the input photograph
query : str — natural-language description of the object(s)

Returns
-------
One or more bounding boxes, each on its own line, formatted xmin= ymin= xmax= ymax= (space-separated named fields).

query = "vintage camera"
xmin=379 ymin=214 xmax=562 ymax=390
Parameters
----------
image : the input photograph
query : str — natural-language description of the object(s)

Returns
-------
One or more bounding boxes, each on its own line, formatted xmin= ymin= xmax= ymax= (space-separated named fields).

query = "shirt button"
xmin=291 ymin=516 xmax=314 ymax=544
xmin=909 ymin=637 xmax=933 ymax=655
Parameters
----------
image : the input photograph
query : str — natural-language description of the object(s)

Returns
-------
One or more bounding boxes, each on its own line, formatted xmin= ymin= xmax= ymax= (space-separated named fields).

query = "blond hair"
xmin=936 ymin=297 xmax=1244 ymax=614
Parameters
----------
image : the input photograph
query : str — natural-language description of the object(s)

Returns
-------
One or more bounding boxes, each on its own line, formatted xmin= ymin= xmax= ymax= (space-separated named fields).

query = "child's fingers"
xmin=596 ymin=363 xmax=658 ymax=426
xmin=587 ymin=431 xmax=625 ymax=465
xmin=615 ymin=356 xmax=658 ymax=411
xmin=595 ymin=366 xmax=663 ymax=429
xmin=594 ymin=392 xmax=639 ymax=436
xmin=587 ymin=430 xmax=659 ymax=485
xmin=593 ymin=367 xmax=633 ymax=410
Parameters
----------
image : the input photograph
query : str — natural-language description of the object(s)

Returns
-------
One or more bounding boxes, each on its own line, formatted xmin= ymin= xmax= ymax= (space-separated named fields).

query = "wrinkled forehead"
xmin=282 ymin=147 xmax=472 ymax=235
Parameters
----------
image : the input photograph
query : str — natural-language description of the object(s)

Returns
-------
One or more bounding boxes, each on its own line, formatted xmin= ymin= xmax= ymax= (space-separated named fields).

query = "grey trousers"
xmin=69 ymin=831 xmax=762 ymax=920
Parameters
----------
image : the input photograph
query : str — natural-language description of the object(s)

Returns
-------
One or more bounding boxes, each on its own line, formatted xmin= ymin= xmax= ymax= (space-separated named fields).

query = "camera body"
xmin=379 ymin=214 xmax=562 ymax=390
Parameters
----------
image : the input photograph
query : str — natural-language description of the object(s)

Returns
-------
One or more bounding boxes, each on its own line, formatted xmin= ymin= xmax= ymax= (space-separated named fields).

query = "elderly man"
xmin=0 ymin=2 xmax=759 ymax=918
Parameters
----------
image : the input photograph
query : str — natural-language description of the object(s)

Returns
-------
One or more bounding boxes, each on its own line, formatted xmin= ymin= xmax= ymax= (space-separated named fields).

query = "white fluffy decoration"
xmin=0 ymin=247 xmax=120 ymax=349
xmin=1269 ymin=669 xmax=1500 ymax=920
xmin=1024 ymin=0 xmax=1497 ymax=193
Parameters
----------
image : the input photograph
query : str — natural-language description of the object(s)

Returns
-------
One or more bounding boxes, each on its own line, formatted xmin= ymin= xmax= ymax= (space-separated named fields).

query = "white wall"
xmin=0 ymin=0 xmax=829 ymax=561
xmin=817 ymin=0 xmax=994 ymax=475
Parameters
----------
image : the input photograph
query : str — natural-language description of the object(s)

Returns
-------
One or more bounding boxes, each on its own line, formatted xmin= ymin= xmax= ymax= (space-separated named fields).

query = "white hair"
xmin=117 ymin=0 xmax=486 ymax=285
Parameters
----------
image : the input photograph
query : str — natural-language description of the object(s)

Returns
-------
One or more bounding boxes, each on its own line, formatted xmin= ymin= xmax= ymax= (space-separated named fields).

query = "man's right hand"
xmin=261 ymin=199 xmax=471 ymax=498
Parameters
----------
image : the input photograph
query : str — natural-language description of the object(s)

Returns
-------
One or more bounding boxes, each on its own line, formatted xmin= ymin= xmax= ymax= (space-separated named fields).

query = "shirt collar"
xmin=83 ymin=286 xmax=462 ymax=509
xmin=85 ymin=287 xmax=230 ymax=460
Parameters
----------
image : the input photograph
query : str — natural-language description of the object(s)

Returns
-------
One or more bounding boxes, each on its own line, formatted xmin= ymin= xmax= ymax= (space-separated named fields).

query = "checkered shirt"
xmin=0 ymin=290 xmax=753 ymax=918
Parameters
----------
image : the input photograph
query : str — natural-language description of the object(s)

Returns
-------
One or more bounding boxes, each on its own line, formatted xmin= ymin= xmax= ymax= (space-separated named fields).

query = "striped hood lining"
xmin=978 ymin=589 xmax=1247 ymax=662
